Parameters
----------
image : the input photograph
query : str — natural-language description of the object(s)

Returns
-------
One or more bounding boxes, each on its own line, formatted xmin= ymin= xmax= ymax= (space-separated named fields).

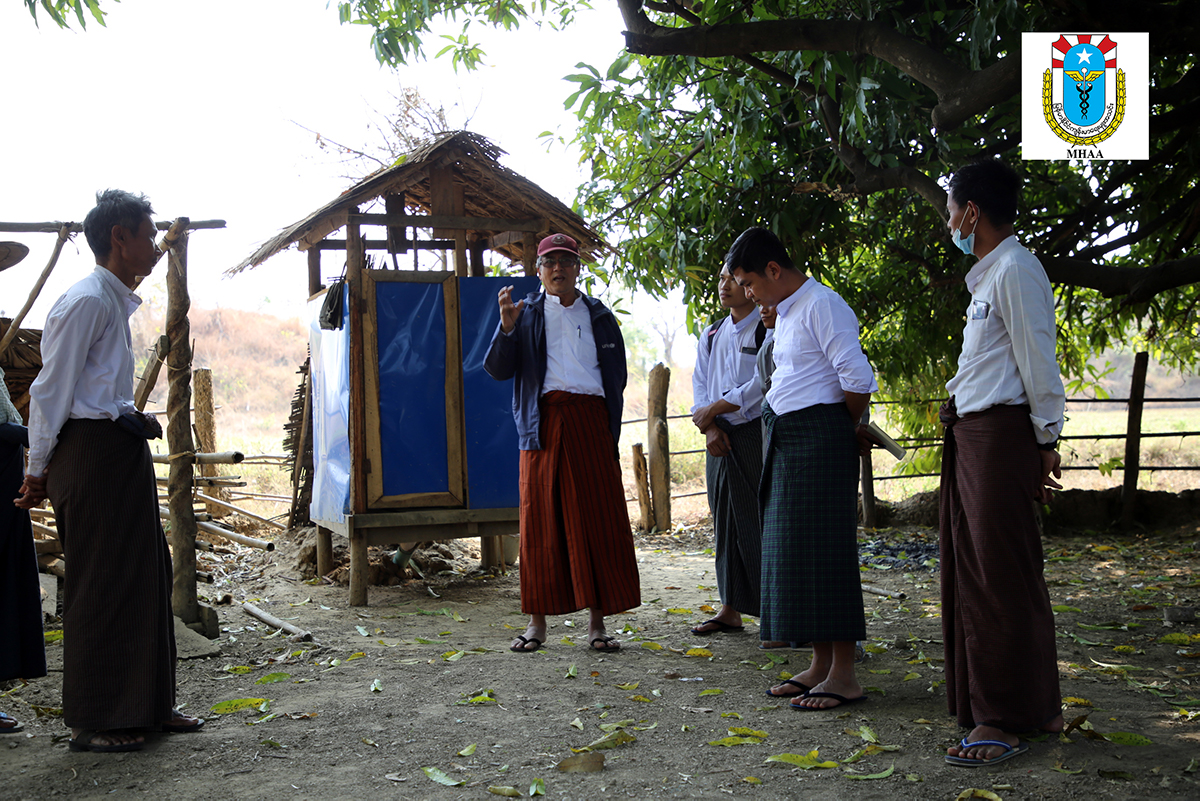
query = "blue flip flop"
xmin=788 ymin=691 xmax=868 ymax=711
xmin=945 ymin=738 xmax=1028 ymax=767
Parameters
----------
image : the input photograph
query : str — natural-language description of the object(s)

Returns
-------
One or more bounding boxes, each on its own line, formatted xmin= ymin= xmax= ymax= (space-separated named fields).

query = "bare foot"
xmin=788 ymin=676 xmax=864 ymax=710
xmin=946 ymin=725 xmax=1019 ymax=761
xmin=1041 ymin=714 xmax=1064 ymax=733
xmin=71 ymin=728 xmax=145 ymax=747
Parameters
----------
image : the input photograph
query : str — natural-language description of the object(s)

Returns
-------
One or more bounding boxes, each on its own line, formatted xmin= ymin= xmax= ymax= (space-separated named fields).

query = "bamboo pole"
xmin=1120 ymin=351 xmax=1150 ymax=528
xmin=647 ymin=363 xmax=671 ymax=532
xmin=0 ymin=224 xmax=70 ymax=360
xmin=134 ymin=335 xmax=170 ymax=411
xmin=242 ymin=602 xmax=313 ymax=641
xmin=631 ymin=442 xmax=653 ymax=532
xmin=194 ymin=491 xmax=286 ymax=530
xmin=37 ymin=554 xmax=66 ymax=579
xmin=164 ymin=219 xmax=199 ymax=625
xmin=152 ymin=451 xmax=244 ymax=465
xmin=861 ymin=584 xmax=907 ymax=600
xmin=156 ymin=505 xmax=273 ymax=550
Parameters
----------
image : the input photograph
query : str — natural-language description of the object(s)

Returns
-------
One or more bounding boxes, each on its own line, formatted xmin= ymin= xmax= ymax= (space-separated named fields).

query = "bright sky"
xmin=0 ymin=0 xmax=638 ymax=328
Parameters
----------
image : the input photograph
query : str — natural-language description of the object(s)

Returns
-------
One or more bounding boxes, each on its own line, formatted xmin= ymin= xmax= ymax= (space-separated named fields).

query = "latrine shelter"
xmin=233 ymin=131 xmax=606 ymax=605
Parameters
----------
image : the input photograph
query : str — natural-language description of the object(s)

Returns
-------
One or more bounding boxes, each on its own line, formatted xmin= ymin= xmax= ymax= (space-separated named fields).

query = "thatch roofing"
xmin=230 ymin=131 xmax=605 ymax=275
xmin=0 ymin=319 xmax=42 ymax=422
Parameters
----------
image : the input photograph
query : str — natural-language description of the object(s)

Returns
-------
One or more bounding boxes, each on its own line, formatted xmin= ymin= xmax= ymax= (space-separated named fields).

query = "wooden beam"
xmin=385 ymin=193 xmax=408 ymax=255
xmin=0 ymin=219 xmax=226 ymax=234
xmin=429 ymin=166 xmax=456 ymax=239
xmin=346 ymin=208 xmax=367 ymax=515
xmin=522 ymin=232 xmax=538 ymax=276
xmin=351 ymin=213 xmax=545 ymax=232
xmin=314 ymin=239 xmax=455 ymax=251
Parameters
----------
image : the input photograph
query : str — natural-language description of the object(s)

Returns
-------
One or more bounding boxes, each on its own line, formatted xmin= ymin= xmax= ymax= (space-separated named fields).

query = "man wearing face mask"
xmin=939 ymin=159 xmax=1066 ymax=767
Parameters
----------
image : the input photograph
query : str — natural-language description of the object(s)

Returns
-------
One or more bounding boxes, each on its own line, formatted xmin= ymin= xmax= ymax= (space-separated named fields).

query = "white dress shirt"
xmin=945 ymin=236 xmax=1065 ymax=444
xmin=766 ymin=278 xmax=877 ymax=415
xmin=691 ymin=307 xmax=764 ymax=425
xmin=27 ymin=266 xmax=142 ymax=475
xmin=542 ymin=292 xmax=605 ymax=397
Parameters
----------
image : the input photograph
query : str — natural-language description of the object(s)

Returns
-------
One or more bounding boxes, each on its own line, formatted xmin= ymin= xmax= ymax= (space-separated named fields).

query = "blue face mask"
xmin=951 ymin=204 xmax=977 ymax=256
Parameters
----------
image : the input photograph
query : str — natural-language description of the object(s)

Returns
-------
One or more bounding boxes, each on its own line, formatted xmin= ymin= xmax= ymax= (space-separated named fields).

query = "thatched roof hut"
xmin=0 ymin=320 xmax=41 ymax=423
xmin=231 ymin=130 xmax=605 ymax=279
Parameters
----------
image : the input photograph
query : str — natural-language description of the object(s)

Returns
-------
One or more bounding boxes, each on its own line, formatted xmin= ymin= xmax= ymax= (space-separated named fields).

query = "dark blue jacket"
xmin=484 ymin=291 xmax=627 ymax=452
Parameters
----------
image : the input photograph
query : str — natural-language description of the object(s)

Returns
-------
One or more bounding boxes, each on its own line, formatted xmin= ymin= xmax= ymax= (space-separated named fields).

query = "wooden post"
xmin=859 ymin=407 xmax=876 ymax=528
xmin=307 ymin=248 xmax=322 ymax=297
xmin=469 ymin=235 xmax=486 ymax=277
xmin=164 ymin=218 xmax=199 ymax=625
xmin=316 ymin=526 xmax=334 ymax=577
xmin=193 ymin=368 xmax=225 ymax=517
xmin=522 ymin=233 xmax=538 ymax=276
xmin=346 ymin=208 xmax=369 ymax=605
xmin=860 ymin=452 xmax=876 ymax=528
xmin=647 ymin=363 xmax=671 ymax=532
xmin=0 ymin=224 xmax=70 ymax=360
xmin=632 ymin=442 xmax=653 ymax=532
xmin=1120 ymin=350 xmax=1150 ymax=528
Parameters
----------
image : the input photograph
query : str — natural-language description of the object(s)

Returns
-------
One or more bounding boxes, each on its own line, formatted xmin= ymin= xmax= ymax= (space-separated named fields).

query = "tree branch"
xmin=616 ymin=0 xmax=1014 ymax=131
xmin=1040 ymin=253 xmax=1200 ymax=304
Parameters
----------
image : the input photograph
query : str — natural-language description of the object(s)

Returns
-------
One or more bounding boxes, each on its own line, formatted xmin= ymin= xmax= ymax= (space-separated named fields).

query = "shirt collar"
xmin=729 ymin=306 xmax=761 ymax=333
xmin=545 ymin=291 xmax=582 ymax=309
xmin=964 ymin=235 xmax=1020 ymax=294
xmin=774 ymin=277 xmax=814 ymax=319
xmin=94 ymin=265 xmax=143 ymax=315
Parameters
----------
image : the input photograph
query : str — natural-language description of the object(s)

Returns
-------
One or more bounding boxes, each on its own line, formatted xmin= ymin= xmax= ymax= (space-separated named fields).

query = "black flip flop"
xmin=788 ymin=692 xmax=868 ymax=711
xmin=690 ymin=618 xmax=746 ymax=636
xmin=510 ymin=635 xmax=543 ymax=653
xmin=765 ymin=678 xmax=812 ymax=698
xmin=590 ymin=635 xmax=620 ymax=652
xmin=161 ymin=715 xmax=205 ymax=733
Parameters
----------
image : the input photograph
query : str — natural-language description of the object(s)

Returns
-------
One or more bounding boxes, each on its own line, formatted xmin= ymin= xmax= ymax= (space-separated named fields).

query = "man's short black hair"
xmin=947 ymin=159 xmax=1020 ymax=227
xmin=83 ymin=189 xmax=154 ymax=261
xmin=723 ymin=227 xmax=795 ymax=276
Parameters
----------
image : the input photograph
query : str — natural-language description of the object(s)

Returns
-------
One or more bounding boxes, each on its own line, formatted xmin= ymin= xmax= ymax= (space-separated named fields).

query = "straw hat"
xmin=0 ymin=242 xmax=29 ymax=272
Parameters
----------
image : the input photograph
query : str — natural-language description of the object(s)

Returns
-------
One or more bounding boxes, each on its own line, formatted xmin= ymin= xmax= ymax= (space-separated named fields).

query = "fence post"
xmin=647 ymin=363 xmax=671 ymax=532
xmin=1120 ymin=351 xmax=1149 ymax=527
xmin=631 ymin=442 xmax=654 ymax=532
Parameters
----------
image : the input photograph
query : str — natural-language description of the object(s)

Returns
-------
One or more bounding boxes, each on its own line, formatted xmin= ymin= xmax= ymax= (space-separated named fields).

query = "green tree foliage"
xmin=35 ymin=1 xmax=1200 ymax=465
xmin=23 ymin=0 xmax=110 ymax=29
xmin=328 ymin=1 xmax=1200 ymax=466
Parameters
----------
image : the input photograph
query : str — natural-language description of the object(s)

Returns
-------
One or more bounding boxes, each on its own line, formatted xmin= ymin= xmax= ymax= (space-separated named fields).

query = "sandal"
xmin=510 ymin=635 xmax=543 ymax=653
xmin=68 ymin=730 xmax=144 ymax=753
xmin=590 ymin=635 xmax=620 ymax=652
xmin=0 ymin=712 xmax=22 ymax=734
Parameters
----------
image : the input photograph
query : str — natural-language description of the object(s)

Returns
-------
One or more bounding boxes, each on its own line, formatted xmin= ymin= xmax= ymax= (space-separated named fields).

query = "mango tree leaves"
xmin=578 ymin=730 xmax=636 ymax=751
xmin=1104 ymin=731 xmax=1153 ymax=746
xmin=487 ymin=787 xmax=521 ymax=797
xmin=422 ymin=766 xmax=464 ymax=787
xmin=211 ymin=698 xmax=270 ymax=715
xmin=844 ymin=763 xmax=895 ymax=781
xmin=557 ymin=752 xmax=605 ymax=772
xmin=457 ymin=743 xmax=477 ymax=757
xmin=529 ymin=777 xmax=546 ymax=796
xmin=598 ymin=719 xmax=635 ymax=732
xmin=255 ymin=672 xmax=290 ymax=685
xmin=708 ymin=736 xmax=762 ymax=747
xmin=765 ymin=751 xmax=838 ymax=769
xmin=954 ymin=791 xmax=1003 ymax=800
xmin=455 ymin=688 xmax=497 ymax=705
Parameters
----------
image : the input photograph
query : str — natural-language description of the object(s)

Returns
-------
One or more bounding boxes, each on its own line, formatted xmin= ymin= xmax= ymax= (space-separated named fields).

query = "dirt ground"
xmin=4 ymin=521 xmax=1200 ymax=801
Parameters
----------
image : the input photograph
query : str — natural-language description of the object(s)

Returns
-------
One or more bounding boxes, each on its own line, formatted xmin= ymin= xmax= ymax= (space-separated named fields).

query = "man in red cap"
xmin=485 ymin=234 xmax=640 ymax=653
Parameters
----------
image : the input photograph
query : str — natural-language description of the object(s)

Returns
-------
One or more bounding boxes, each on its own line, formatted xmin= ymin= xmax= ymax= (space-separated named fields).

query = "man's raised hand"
xmin=498 ymin=285 xmax=525 ymax=333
